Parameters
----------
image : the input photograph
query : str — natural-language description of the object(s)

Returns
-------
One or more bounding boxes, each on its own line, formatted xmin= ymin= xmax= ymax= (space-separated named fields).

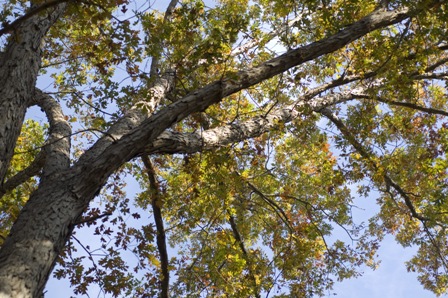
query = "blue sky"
xmin=331 ymin=235 xmax=435 ymax=298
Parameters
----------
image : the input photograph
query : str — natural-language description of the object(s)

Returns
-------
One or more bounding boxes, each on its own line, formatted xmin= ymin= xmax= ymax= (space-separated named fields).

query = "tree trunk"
xmin=0 ymin=4 xmax=67 ymax=297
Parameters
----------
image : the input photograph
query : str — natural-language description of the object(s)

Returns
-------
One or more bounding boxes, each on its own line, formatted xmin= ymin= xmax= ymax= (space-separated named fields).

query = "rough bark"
xmin=145 ymin=88 xmax=365 ymax=154
xmin=0 ymin=2 xmax=439 ymax=297
xmin=0 ymin=4 xmax=68 ymax=297
xmin=0 ymin=4 xmax=66 ymax=185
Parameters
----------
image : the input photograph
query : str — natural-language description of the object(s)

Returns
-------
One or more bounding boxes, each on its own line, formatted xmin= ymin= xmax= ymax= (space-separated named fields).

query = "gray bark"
xmin=0 ymin=2 xmax=436 ymax=297
xmin=0 ymin=4 xmax=66 ymax=185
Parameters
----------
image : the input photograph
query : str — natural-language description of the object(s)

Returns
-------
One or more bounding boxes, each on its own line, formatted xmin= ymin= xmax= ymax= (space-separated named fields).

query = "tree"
xmin=0 ymin=0 xmax=447 ymax=296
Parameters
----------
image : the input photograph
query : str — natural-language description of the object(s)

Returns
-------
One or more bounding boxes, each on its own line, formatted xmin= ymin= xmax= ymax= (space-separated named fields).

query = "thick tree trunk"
xmin=0 ymin=182 xmax=80 ymax=297
xmin=0 ymin=4 xmax=67 ymax=297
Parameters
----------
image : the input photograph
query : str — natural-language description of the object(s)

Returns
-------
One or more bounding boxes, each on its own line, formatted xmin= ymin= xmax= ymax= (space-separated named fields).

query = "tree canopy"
xmin=0 ymin=0 xmax=448 ymax=297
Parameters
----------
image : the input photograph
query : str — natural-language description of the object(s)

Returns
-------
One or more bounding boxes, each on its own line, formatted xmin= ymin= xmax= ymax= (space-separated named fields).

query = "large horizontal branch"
xmin=145 ymin=89 xmax=365 ymax=154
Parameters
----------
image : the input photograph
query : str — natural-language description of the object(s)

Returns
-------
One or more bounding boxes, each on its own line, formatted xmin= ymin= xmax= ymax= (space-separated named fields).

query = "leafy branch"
xmin=320 ymin=108 xmax=429 ymax=221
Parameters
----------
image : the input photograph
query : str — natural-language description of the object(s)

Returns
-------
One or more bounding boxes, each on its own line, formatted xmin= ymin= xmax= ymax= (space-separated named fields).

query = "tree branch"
xmin=141 ymin=155 xmax=169 ymax=298
xmin=230 ymin=13 xmax=305 ymax=57
xmin=375 ymin=96 xmax=448 ymax=117
xmin=0 ymin=88 xmax=73 ymax=197
xmin=145 ymin=89 xmax=365 ymax=155
xmin=237 ymin=172 xmax=295 ymax=234
xmin=149 ymin=0 xmax=179 ymax=77
xmin=0 ymin=151 xmax=45 ymax=197
xmin=227 ymin=212 xmax=260 ymax=298
xmin=74 ymin=211 xmax=112 ymax=226
xmin=33 ymin=89 xmax=71 ymax=181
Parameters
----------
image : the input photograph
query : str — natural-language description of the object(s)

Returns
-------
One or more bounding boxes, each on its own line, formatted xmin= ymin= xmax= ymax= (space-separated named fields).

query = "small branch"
xmin=375 ymin=96 xmax=448 ymax=117
xmin=142 ymin=155 xmax=169 ymax=298
xmin=235 ymin=172 xmax=294 ymax=234
xmin=230 ymin=13 xmax=305 ymax=57
xmin=383 ymin=176 xmax=429 ymax=221
xmin=74 ymin=212 xmax=112 ymax=226
xmin=228 ymin=211 xmax=261 ymax=298
xmin=71 ymin=235 xmax=105 ymax=290
xmin=0 ymin=151 xmax=45 ymax=197
xmin=149 ymin=0 xmax=179 ymax=77
xmin=421 ymin=222 xmax=448 ymax=271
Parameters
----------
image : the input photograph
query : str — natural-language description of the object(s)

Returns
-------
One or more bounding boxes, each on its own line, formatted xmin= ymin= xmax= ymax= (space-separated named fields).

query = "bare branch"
xmin=74 ymin=212 xmax=112 ymax=226
xmin=375 ymin=96 xmax=448 ymax=116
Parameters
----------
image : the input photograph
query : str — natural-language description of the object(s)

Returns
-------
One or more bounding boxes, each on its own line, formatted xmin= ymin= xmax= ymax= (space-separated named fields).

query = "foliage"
xmin=1 ymin=0 xmax=448 ymax=297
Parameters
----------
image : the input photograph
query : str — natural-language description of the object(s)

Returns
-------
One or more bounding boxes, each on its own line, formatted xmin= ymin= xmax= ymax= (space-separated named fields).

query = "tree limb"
xmin=149 ymin=0 xmax=179 ymax=77
xmin=33 ymin=89 xmax=71 ymax=181
xmin=227 ymin=212 xmax=261 ymax=298
xmin=0 ymin=151 xmax=45 ymax=197
xmin=0 ymin=88 xmax=72 ymax=197
xmin=142 ymin=155 xmax=169 ymax=298
xmin=145 ymin=89 xmax=365 ymax=155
